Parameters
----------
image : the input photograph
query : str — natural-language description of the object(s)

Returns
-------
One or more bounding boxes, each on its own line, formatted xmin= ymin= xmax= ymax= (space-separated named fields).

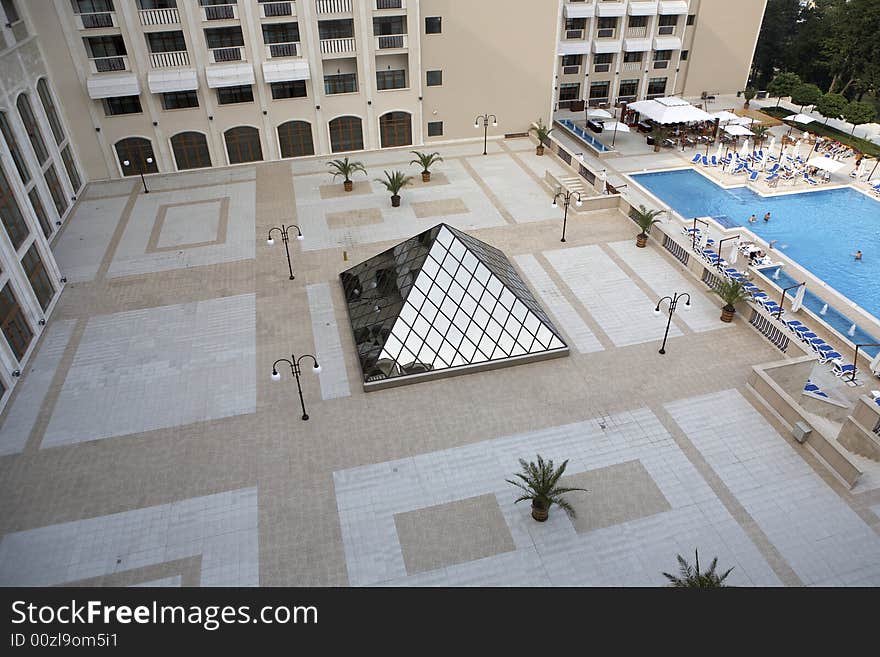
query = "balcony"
xmin=564 ymin=2 xmax=595 ymax=19
xmin=265 ymin=41 xmax=300 ymax=58
xmin=89 ymin=55 xmax=129 ymax=73
xmin=139 ymin=8 xmax=180 ymax=26
xmin=202 ymin=4 xmax=237 ymax=21
xmin=375 ymin=0 xmax=404 ymax=9
xmin=375 ymin=34 xmax=406 ymax=50
xmin=316 ymin=0 xmax=352 ymax=14
xmin=626 ymin=26 xmax=647 ymax=38
xmin=622 ymin=61 xmax=642 ymax=71
xmin=74 ymin=12 xmax=117 ymax=29
xmin=149 ymin=50 xmax=190 ymax=68
xmin=209 ymin=46 xmax=245 ymax=63
xmin=565 ymin=29 xmax=585 ymax=40
xmin=320 ymin=37 xmax=355 ymax=55
xmin=260 ymin=1 xmax=295 ymax=18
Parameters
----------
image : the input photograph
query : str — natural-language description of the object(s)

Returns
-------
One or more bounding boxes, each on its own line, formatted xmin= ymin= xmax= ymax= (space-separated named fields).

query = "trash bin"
xmin=646 ymin=135 xmax=656 ymax=146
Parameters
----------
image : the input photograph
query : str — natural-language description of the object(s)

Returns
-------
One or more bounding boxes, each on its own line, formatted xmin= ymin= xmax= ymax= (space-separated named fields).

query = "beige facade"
xmin=554 ymin=0 xmax=766 ymax=109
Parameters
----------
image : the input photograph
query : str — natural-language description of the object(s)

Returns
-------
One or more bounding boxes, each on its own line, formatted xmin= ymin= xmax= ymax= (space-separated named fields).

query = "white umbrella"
xmin=807 ymin=156 xmax=846 ymax=173
xmin=724 ymin=124 xmax=754 ymax=136
xmin=600 ymin=121 xmax=630 ymax=132
xmin=785 ymin=113 xmax=815 ymax=124
xmin=739 ymin=139 xmax=750 ymax=157
xmin=628 ymin=97 xmax=713 ymax=124
xmin=729 ymin=116 xmax=757 ymax=126
xmin=768 ymin=136 xmax=776 ymax=155
xmin=854 ymin=160 xmax=865 ymax=179
xmin=715 ymin=142 xmax=723 ymax=160
xmin=710 ymin=110 xmax=741 ymax=124
xmin=728 ymin=242 xmax=738 ymax=264
xmin=791 ymin=284 xmax=806 ymax=313
xmin=587 ymin=108 xmax=613 ymax=119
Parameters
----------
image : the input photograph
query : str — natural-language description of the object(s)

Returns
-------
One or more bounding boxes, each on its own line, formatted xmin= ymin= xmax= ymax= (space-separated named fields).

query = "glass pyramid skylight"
xmin=340 ymin=224 xmax=568 ymax=389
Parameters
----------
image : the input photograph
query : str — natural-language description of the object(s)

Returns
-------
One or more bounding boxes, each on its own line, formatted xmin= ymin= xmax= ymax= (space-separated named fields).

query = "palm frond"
xmin=507 ymin=454 xmax=587 ymax=519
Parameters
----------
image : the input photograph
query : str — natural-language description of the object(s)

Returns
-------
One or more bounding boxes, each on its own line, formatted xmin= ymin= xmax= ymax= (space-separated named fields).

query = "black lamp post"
xmin=123 ymin=156 xmax=154 ymax=193
xmin=777 ymin=281 xmax=805 ymax=319
xmin=267 ymin=224 xmax=304 ymax=280
xmin=552 ymin=189 xmax=582 ymax=242
xmin=715 ymin=234 xmax=741 ymax=269
xmin=271 ymin=352 xmax=321 ymax=421
xmin=474 ymin=113 xmax=497 ymax=155
xmin=653 ymin=292 xmax=691 ymax=355
xmin=850 ymin=343 xmax=880 ymax=383
xmin=691 ymin=217 xmax=709 ymax=252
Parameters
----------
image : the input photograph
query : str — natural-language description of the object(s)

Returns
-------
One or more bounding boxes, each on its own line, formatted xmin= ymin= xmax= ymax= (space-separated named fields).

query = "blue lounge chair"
xmin=785 ymin=320 xmax=805 ymax=332
xmin=804 ymin=382 xmax=829 ymax=398
xmin=799 ymin=331 xmax=818 ymax=342
xmin=819 ymin=350 xmax=843 ymax=364
xmin=710 ymin=155 xmax=719 ymax=167
xmin=748 ymin=170 xmax=759 ymax=182
xmin=701 ymin=156 xmax=709 ymax=167
xmin=803 ymin=172 xmax=819 ymax=186
xmin=691 ymin=153 xmax=702 ymax=163
xmin=832 ymin=361 xmax=858 ymax=378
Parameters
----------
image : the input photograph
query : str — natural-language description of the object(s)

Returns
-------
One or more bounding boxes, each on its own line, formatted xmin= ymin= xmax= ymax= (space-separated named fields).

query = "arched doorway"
xmin=171 ymin=132 xmax=212 ymax=170
xmin=114 ymin=137 xmax=158 ymax=176
xmin=277 ymin=120 xmax=315 ymax=158
xmin=328 ymin=116 xmax=363 ymax=153
xmin=224 ymin=126 xmax=263 ymax=164
xmin=379 ymin=111 xmax=412 ymax=148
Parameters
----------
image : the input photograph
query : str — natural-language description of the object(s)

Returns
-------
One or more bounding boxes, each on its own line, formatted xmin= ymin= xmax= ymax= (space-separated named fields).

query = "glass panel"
xmin=28 ymin=188 xmax=52 ymax=239
xmin=0 ymin=112 xmax=30 ymax=184
xmin=36 ymin=79 xmax=65 ymax=146
xmin=21 ymin=244 xmax=55 ymax=311
xmin=0 ymin=162 xmax=29 ymax=249
xmin=16 ymin=95 xmax=49 ymax=165
xmin=0 ymin=282 xmax=33 ymax=361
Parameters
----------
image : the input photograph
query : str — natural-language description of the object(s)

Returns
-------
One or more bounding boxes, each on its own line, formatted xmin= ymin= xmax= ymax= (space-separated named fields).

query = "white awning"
xmin=624 ymin=38 xmax=652 ymax=52
xmin=658 ymin=0 xmax=689 ymax=14
xmin=557 ymin=41 xmax=591 ymax=55
xmin=653 ymin=36 xmax=682 ymax=50
xmin=596 ymin=1 xmax=626 ymax=17
xmin=628 ymin=96 xmax=713 ymax=124
xmin=723 ymin=124 xmax=753 ymax=136
xmin=807 ymin=156 xmax=846 ymax=173
xmin=629 ymin=1 xmax=659 ymax=15
xmin=86 ymin=73 xmax=139 ymax=100
xmin=593 ymin=40 xmax=623 ymax=54
xmin=563 ymin=1 xmax=594 ymax=18
xmin=262 ymin=60 xmax=310 ymax=83
xmin=147 ymin=69 xmax=198 ymax=94
xmin=205 ymin=63 xmax=255 ymax=89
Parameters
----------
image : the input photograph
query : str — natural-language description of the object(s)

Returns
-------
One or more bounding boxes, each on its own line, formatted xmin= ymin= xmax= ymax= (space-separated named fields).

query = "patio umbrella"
xmin=587 ymin=108 xmax=613 ymax=119
xmin=768 ymin=136 xmax=776 ymax=156
xmin=739 ymin=139 xmax=750 ymax=157
xmin=791 ymin=284 xmax=806 ymax=313
xmin=710 ymin=110 xmax=741 ymax=124
xmin=724 ymin=124 xmax=754 ymax=137
xmin=806 ymin=156 xmax=847 ymax=173
xmin=628 ymin=97 xmax=713 ymax=124
xmin=601 ymin=121 xmax=629 ymax=132
xmin=715 ymin=142 xmax=723 ymax=160
xmin=784 ymin=113 xmax=814 ymax=124
xmin=853 ymin=159 xmax=866 ymax=180
xmin=728 ymin=242 xmax=738 ymax=264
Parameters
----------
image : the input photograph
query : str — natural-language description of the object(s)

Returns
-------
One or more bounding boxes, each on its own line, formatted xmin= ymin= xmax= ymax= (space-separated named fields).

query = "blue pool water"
xmin=555 ymin=119 xmax=611 ymax=152
xmin=631 ymin=169 xmax=880 ymax=320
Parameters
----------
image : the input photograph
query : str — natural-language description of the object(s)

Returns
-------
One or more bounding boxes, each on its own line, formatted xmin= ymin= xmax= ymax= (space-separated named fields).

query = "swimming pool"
xmin=631 ymin=169 xmax=880 ymax=321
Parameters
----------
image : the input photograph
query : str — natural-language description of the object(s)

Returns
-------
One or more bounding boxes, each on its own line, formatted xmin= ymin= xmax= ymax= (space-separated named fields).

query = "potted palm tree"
xmin=530 ymin=118 xmax=552 ymax=156
xmin=663 ymin=550 xmax=733 ymax=587
xmin=327 ymin=157 xmax=366 ymax=192
xmin=742 ymin=87 xmax=757 ymax=109
xmin=632 ymin=204 xmax=664 ymax=248
xmin=752 ymin=124 xmax=770 ymax=149
xmin=506 ymin=454 xmax=587 ymax=522
xmin=652 ymin=124 xmax=673 ymax=152
xmin=375 ymin=170 xmax=412 ymax=207
xmin=712 ymin=277 xmax=751 ymax=323
xmin=410 ymin=151 xmax=443 ymax=182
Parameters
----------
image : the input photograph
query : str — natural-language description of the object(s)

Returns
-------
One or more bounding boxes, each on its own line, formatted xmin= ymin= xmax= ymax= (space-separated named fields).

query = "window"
xmin=262 ymin=22 xmax=299 ymax=44
xmin=60 ymin=146 xmax=82 ymax=193
xmin=216 ymin=85 xmax=253 ymax=105
xmin=0 ymin=163 xmax=29 ymax=250
xmin=425 ymin=16 xmax=441 ymax=34
xmin=16 ymin=95 xmax=49 ymax=165
xmin=277 ymin=121 xmax=314 ymax=158
xmin=84 ymin=35 xmax=127 ymax=64
xmin=374 ymin=15 xmax=405 ymax=36
xmin=161 ymin=91 xmax=199 ymax=110
xmin=558 ymin=83 xmax=580 ymax=102
xmin=594 ymin=53 xmax=613 ymax=64
xmin=74 ymin=0 xmax=114 ymax=11
xmin=270 ymin=80 xmax=307 ymax=100
xmin=21 ymin=244 xmax=55 ymax=311
xmin=426 ymin=70 xmax=442 ymax=86
xmin=376 ymin=69 xmax=406 ymax=90
xmin=146 ymin=30 xmax=186 ymax=53
xmin=0 ymin=282 xmax=33 ymax=362
xmin=597 ymin=17 xmax=617 ymax=29
xmin=686 ymin=14 xmax=695 ymax=26
xmin=102 ymin=95 xmax=142 ymax=116
xmin=623 ymin=51 xmax=642 ymax=63
xmin=653 ymin=49 xmax=672 ymax=62
xmin=680 ymin=50 xmax=689 ymax=61
xmin=628 ymin=16 xmax=647 ymax=28
xmin=379 ymin=112 xmax=411 ymax=148
xmin=36 ymin=79 xmax=65 ymax=146
xmin=561 ymin=55 xmax=582 ymax=67
xmin=658 ymin=15 xmax=678 ymax=27
xmin=324 ymin=74 xmax=357 ymax=95
xmin=647 ymin=77 xmax=667 ymax=96
xmin=204 ymin=26 xmax=244 ymax=48
xmin=137 ymin=0 xmax=177 ymax=8
xmin=43 ymin=165 xmax=67 ymax=217
xmin=224 ymin=126 xmax=263 ymax=164
xmin=0 ymin=112 xmax=30 ymax=185
xmin=328 ymin=116 xmax=363 ymax=153
xmin=589 ymin=80 xmax=609 ymax=100
xmin=28 ymin=189 xmax=52 ymax=239
xmin=618 ymin=79 xmax=638 ymax=97
xmin=171 ymin=132 xmax=212 ymax=170
xmin=1 ymin=0 xmax=21 ymax=24
xmin=318 ymin=19 xmax=353 ymax=40
xmin=565 ymin=18 xmax=586 ymax=31
xmin=115 ymin=137 xmax=158 ymax=176
xmin=427 ymin=121 xmax=443 ymax=137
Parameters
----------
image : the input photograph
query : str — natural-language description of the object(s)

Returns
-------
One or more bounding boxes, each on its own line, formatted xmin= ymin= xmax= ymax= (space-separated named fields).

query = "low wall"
xmin=838 ymin=397 xmax=880 ymax=462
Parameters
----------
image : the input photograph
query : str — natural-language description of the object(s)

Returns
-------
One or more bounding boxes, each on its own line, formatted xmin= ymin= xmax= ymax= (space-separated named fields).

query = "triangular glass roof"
xmin=340 ymin=224 xmax=567 ymax=386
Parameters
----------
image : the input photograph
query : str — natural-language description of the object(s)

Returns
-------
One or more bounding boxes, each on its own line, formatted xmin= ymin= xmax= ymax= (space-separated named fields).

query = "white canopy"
xmin=587 ymin=108 xmax=613 ymax=119
xmin=147 ymin=69 xmax=197 ymax=94
xmin=807 ymin=156 xmax=846 ymax=173
xmin=205 ymin=63 xmax=255 ymax=89
xmin=600 ymin=121 xmax=630 ymax=133
xmin=262 ymin=60 xmax=310 ymax=83
xmin=710 ymin=110 xmax=741 ymax=123
xmin=724 ymin=124 xmax=754 ymax=136
xmin=785 ymin=113 xmax=814 ymax=124
xmin=86 ymin=73 xmax=139 ymax=99
xmin=628 ymin=96 xmax=712 ymax=124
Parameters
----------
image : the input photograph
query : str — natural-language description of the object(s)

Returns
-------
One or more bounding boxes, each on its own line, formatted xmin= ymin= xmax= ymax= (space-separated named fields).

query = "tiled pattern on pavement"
xmin=333 ymin=405 xmax=780 ymax=587
xmin=665 ymin=389 xmax=880 ymax=586
xmin=544 ymin=245 xmax=683 ymax=347
xmin=0 ymin=488 xmax=258 ymax=586
xmin=53 ymin=196 xmax=131 ymax=282
xmin=306 ymin=282 xmax=351 ymax=400
xmin=42 ymin=294 xmax=256 ymax=447
xmin=134 ymin=576 xmax=182 ymax=587
xmin=465 ymin=154 xmax=556 ymax=224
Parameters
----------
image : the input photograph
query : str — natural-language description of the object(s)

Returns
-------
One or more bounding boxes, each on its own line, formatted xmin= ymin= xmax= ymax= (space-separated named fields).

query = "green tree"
xmin=790 ymin=83 xmax=822 ymax=111
xmin=506 ymin=455 xmax=587 ymax=522
xmin=821 ymin=0 xmax=880 ymax=96
xmin=750 ymin=0 xmax=803 ymax=86
xmin=742 ymin=87 xmax=757 ymax=108
xmin=767 ymin=72 xmax=802 ymax=107
xmin=663 ymin=550 xmax=734 ymax=588
xmin=842 ymin=100 xmax=876 ymax=135
xmin=816 ymin=92 xmax=848 ymax=125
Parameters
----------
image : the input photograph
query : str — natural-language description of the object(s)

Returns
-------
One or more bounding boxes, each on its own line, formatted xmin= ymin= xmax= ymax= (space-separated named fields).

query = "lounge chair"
xmin=804 ymin=382 xmax=829 ymax=398
xmin=803 ymin=172 xmax=819 ymax=186
xmin=832 ymin=361 xmax=858 ymax=378
xmin=785 ymin=320 xmax=806 ymax=332
xmin=748 ymin=170 xmax=759 ymax=182
xmin=701 ymin=156 xmax=710 ymax=166
xmin=691 ymin=153 xmax=702 ymax=164
xmin=710 ymin=155 xmax=719 ymax=167
xmin=818 ymin=350 xmax=843 ymax=364
xmin=799 ymin=331 xmax=818 ymax=343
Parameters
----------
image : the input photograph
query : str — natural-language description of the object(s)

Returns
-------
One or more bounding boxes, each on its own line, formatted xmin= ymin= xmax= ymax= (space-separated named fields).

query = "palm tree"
xmin=529 ymin=118 xmax=552 ymax=156
xmin=374 ymin=170 xmax=412 ymax=207
xmin=327 ymin=157 xmax=366 ymax=192
xmin=652 ymin=124 xmax=674 ymax=152
xmin=506 ymin=454 xmax=587 ymax=522
xmin=410 ymin=151 xmax=443 ymax=182
xmin=712 ymin=277 xmax=752 ymax=323
xmin=632 ymin=204 xmax=665 ymax=248
xmin=742 ymin=87 xmax=757 ymax=109
xmin=663 ymin=550 xmax=733 ymax=587
xmin=752 ymin=124 xmax=770 ymax=149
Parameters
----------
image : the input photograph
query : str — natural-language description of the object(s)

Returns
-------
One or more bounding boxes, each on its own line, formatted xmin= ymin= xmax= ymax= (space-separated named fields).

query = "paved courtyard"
xmin=1 ymin=137 xmax=879 ymax=586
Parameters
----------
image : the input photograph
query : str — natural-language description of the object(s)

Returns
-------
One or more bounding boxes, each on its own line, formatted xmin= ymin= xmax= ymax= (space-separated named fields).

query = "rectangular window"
xmin=60 ymin=146 xmax=82 ymax=193
xmin=36 ymin=80 xmax=65 ymax=146
xmin=16 ymin=95 xmax=49 ymax=165
xmin=204 ymin=26 xmax=244 ymax=48
xmin=1 ymin=0 xmax=21 ymax=24
xmin=376 ymin=69 xmax=406 ymax=90
xmin=146 ymin=30 xmax=186 ymax=53
xmin=653 ymin=49 xmax=672 ymax=62
xmin=623 ymin=51 xmax=642 ymax=63
xmin=0 ymin=282 xmax=33 ymax=362
xmin=21 ymin=244 xmax=55 ymax=311
xmin=323 ymin=73 xmax=357 ymax=95
xmin=565 ymin=18 xmax=586 ymax=31
xmin=597 ymin=17 xmax=617 ymax=29
xmin=680 ymin=50 xmax=689 ymax=61
xmin=270 ymin=80 xmax=307 ymax=99
xmin=102 ymin=95 xmax=142 ymax=116
xmin=0 ymin=163 xmax=29 ymax=250
xmin=28 ymin=188 xmax=52 ymax=239
xmin=425 ymin=16 xmax=441 ymax=34
xmin=426 ymin=70 xmax=442 ymax=86
xmin=161 ymin=91 xmax=199 ymax=110
xmin=628 ymin=16 xmax=648 ymax=28
xmin=593 ymin=53 xmax=613 ymax=65
xmin=43 ymin=165 xmax=67 ymax=217
xmin=317 ymin=19 xmax=353 ymax=40
xmin=84 ymin=35 xmax=127 ymax=58
xmin=262 ymin=22 xmax=299 ymax=44
xmin=558 ymin=83 xmax=580 ymax=101
xmin=658 ymin=15 xmax=678 ymax=27
xmin=687 ymin=14 xmax=695 ymax=26
xmin=589 ymin=80 xmax=609 ymax=100
xmin=561 ymin=54 xmax=582 ymax=67
xmin=427 ymin=121 xmax=443 ymax=137
xmin=373 ymin=16 xmax=405 ymax=36
xmin=0 ymin=112 xmax=30 ymax=185
xmin=216 ymin=85 xmax=253 ymax=104
xmin=618 ymin=79 xmax=639 ymax=97
xmin=647 ymin=77 xmax=668 ymax=96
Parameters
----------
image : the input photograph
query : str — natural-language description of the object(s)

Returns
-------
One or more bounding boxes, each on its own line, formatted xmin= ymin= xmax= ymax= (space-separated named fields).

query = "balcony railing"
xmin=202 ymin=4 xmax=237 ymax=21
xmin=593 ymin=63 xmax=610 ymax=72
xmin=562 ymin=65 xmax=580 ymax=75
xmin=375 ymin=34 xmax=406 ymax=49
xmin=626 ymin=26 xmax=647 ymax=38
xmin=75 ymin=12 xmax=116 ymax=29
xmin=266 ymin=41 xmax=299 ymax=57
xmin=622 ymin=61 xmax=642 ymax=71
xmin=316 ymin=0 xmax=352 ymax=13
xmin=657 ymin=25 xmax=675 ymax=35
xmin=210 ymin=46 xmax=244 ymax=62
xmin=89 ymin=55 xmax=129 ymax=73
xmin=260 ymin=1 xmax=295 ymax=18
xmin=565 ymin=29 xmax=584 ymax=39
xmin=138 ymin=8 xmax=180 ymax=26
xmin=375 ymin=0 xmax=404 ymax=9
xmin=150 ymin=50 xmax=190 ymax=68
xmin=653 ymin=59 xmax=670 ymax=69
xmin=320 ymin=37 xmax=355 ymax=54
xmin=596 ymin=28 xmax=616 ymax=38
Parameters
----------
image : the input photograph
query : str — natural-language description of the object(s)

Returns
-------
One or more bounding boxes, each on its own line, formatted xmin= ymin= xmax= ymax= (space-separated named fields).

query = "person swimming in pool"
xmin=748 ymin=214 xmax=757 ymax=223
xmin=763 ymin=212 xmax=771 ymax=222
xmin=853 ymin=250 xmax=863 ymax=261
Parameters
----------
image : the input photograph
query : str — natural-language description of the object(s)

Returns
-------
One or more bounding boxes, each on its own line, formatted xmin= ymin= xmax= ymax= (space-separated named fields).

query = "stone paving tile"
xmin=465 ymin=153 xmax=557 ymax=223
xmin=305 ymin=283 xmax=351 ymax=400
xmin=133 ymin=575 xmax=182 ymax=587
xmin=53 ymin=196 xmax=130 ymax=282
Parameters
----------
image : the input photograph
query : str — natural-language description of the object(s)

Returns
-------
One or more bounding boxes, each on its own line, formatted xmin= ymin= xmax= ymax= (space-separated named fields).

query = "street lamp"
xmin=267 ymin=224 xmax=304 ymax=280
xmin=551 ymin=189 xmax=582 ymax=242
xmin=474 ymin=113 xmax=497 ymax=156
xmin=271 ymin=352 xmax=321 ymax=421
xmin=123 ymin=156 xmax=154 ymax=194
xmin=653 ymin=292 xmax=691 ymax=355
xmin=850 ymin=343 xmax=880 ymax=383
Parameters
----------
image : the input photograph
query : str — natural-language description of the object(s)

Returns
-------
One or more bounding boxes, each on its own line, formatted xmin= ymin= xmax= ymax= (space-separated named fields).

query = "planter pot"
xmin=391 ymin=194 xmax=401 ymax=208
xmin=343 ymin=180 xmax=353 ymax=192
xmin=536 ymin=145 xmax=545 ymax=156
xmin=421 ymin=171 xmax=431 ymax=183
xmin=720 ymin=305 xmax=736 ymax=323
xmin=531 ymin=501 xmax=549 ymax=522
xmin=636 ymin=233 xmax=648 ymax=248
